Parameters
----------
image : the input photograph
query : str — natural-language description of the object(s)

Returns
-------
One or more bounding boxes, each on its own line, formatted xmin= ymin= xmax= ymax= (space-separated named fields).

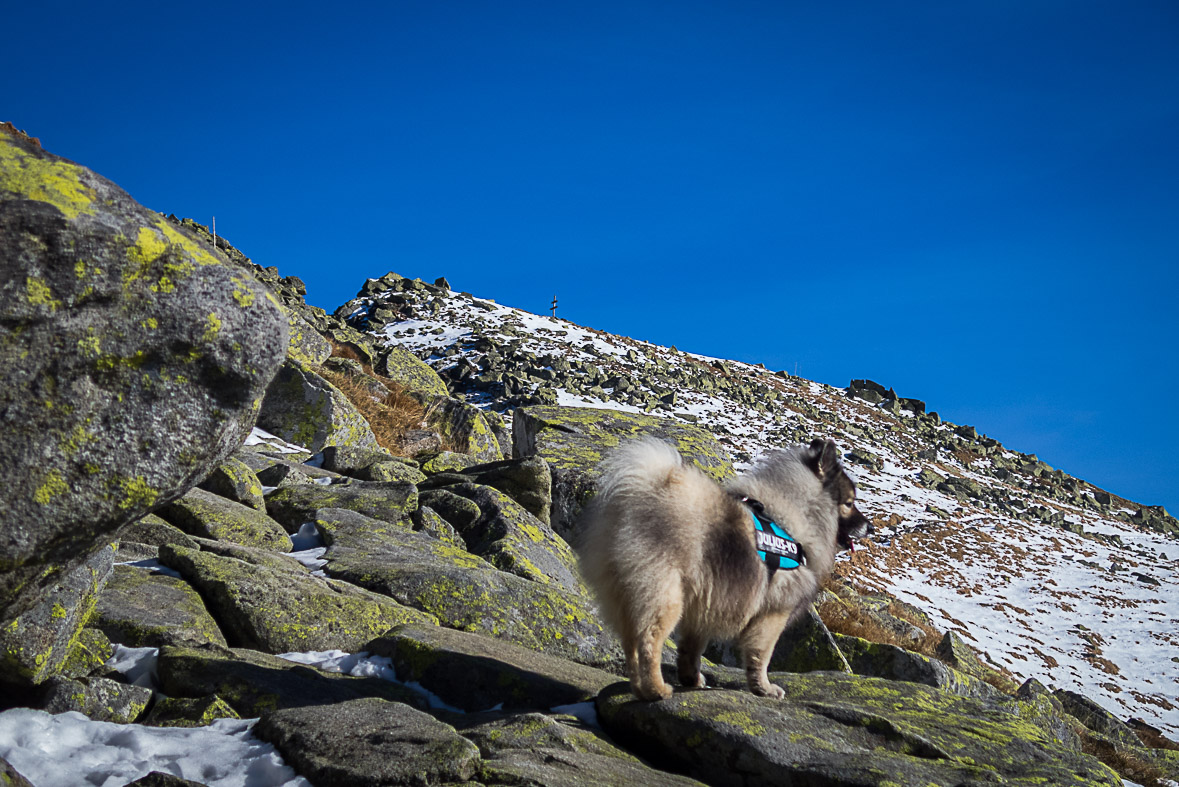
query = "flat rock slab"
xmin=157 ymin=644 xmax=426 ymax=717
xmin=366 ymin=623 xmax=617 ymax=712
xmin=157 ymin=487 xmax=291 ymax=551
xmin=254 ymin=697 xmax=481 ymax=786
xmin=512 ymin=405 xmax=734 ymax=539
xmin=159 ymin=544 xmax=435 ymax=654
xmin=596 ymin=673 xmax=1121 ymax=787
xmin=316 ymin=509 xmax=620 ymax=668
xmin=92 ymin=564 xmax=226 ymax=648
xmin=462 ymin=712 xmax=706 ymax=787
xmin=265 ymin=481 xmax=418 ymax=531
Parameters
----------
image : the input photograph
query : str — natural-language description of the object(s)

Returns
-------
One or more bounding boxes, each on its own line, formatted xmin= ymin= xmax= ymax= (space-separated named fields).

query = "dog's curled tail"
xmin=594 ymin=437 xmax=685 ymax=504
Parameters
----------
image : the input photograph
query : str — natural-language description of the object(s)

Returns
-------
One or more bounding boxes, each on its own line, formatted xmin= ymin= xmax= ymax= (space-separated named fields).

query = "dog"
xmin=577 ymin=437 xmax=871 ymax=700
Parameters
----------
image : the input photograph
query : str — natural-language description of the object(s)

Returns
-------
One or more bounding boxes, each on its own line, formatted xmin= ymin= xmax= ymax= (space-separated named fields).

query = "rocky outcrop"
xmin=0 ymin=128 xmax=287 ymax=623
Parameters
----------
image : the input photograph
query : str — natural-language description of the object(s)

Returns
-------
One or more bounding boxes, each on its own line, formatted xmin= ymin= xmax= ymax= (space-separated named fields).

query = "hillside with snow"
xmin=338 ymin=272 xmax=1179 ymax=738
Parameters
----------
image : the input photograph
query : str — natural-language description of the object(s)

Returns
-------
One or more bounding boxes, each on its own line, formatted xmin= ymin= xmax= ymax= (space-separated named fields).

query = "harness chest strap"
xmin=738 ymin=496 xmax=808 ymax=574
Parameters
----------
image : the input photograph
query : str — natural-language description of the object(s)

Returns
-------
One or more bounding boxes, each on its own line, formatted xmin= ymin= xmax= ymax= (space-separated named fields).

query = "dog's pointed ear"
xmin=806 ymin=439 xmax=841 ymax=480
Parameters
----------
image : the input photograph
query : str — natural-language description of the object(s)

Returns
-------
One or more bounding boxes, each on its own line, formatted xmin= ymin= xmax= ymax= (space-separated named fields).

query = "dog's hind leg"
xmin=632 ymin=586 xmax=682 ymax=701
xmin=738 ymin=611 xmax=789 ymax=698
xmin=675 ymin=628 xmax=708 ymax=689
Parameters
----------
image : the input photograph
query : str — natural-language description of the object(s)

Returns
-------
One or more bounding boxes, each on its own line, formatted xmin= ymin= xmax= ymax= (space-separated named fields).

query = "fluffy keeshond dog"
xmin=577 ymin=437 xmax=871 ymax=700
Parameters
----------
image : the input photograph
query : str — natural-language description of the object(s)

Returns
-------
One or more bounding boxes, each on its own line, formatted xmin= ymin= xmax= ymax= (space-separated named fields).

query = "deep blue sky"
xmin=7 ymin=2 xmax=1178 ymax=511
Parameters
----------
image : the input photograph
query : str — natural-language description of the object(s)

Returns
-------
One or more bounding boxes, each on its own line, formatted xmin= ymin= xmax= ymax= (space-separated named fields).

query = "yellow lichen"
xmin=0 ymin=138 xmax=97 ymax=219
xmin=34 ymin=470 xmax=69 ymax=505
xmin=26 ymin=277 xmax=61 ymax=311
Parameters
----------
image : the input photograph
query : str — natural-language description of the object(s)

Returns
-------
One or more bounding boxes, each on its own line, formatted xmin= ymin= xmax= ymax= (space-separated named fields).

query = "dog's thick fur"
xmin=577 ymin=437 xmax=870 ymax=700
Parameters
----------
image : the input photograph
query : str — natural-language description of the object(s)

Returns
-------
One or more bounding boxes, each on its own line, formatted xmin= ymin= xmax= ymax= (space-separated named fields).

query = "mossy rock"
xmin=463 ymin=713 xmax=706 ymax=787
xmin=91 ymin=564 xmax=226 ymax=649
xmin=409 ymin=506 xmax=465 ymax=548
xmin=420 ymin=451 xmax=479 ymax=474
xmin=442 ymin=483 xmax=584 ymax=593
xmin=938 ymin=630 xmax=1017 ymax=692
xmin=253 ymin=697 xmax=481 ymax=786
xmin=197 ymin=457 xmax=266 ymax=511
xmin=156 ymin=487 xmax=291 ymax=551
xmin=1053 ymin=688 xmax=1143 ymax=749
xmin=284 ymin=307 xmax=331 ymax=367
xmin=114 ymin=514 xmax=199 ymax=552
xmin=59 ymin=626 xmax=113 ymax=679
xmin=424 ymin=396 xmax=503 ymax=463
xmin=512 ymin=405 xmax=733 ymax=540
xmin=142 ymin=694 xmax=241 ymax=728
xmin=0 ymin=546 xmax=114 ymax=689
xmin=0 ymin=128 xmax=287 ymax=624
xmin=426 ymin=455 xmax=552 ymax=525
xmin=156 ymin=643 xmax=427 ymax=717
xmin=315 ymin=508 xmax=620 ymax=667
xmin=375 ymin=344 xmax=449 ymax=398
xmin=265 ymin=480 xmax=418 ymax=532
xmin=596 ymin=672 xmax=1122 ymax=786
xmin=355 ymin=459 xmax=428 ymax=484
xmin=256 ymin=358 xmax=380 ymax=453
xmin=366 ymin=622 xmax=617 ymax=712
xmin=834 ymin=633 xmax=1000 ymax=701
xmin=40 ymin=675 xmax=152 ymax=723
xmin=158 ymin=543 xmax=435 ymax=654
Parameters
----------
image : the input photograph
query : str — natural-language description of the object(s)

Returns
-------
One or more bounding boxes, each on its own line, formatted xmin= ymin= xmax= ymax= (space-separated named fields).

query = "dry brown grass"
xmin=1079 ymin=731 xmax=1170 ymax=786
xmin=1132 ymin=722 xmax=1179 ymax=752
xmin=318 ymin=342 xmax=427 ymax=456
xmin=816 ymin=580 xmax=942 ymax=659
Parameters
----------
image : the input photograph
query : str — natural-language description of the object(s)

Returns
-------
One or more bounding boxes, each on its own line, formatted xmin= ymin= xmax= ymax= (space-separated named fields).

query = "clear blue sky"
xmin=7 ymin=2 xmax=1178 ymax=511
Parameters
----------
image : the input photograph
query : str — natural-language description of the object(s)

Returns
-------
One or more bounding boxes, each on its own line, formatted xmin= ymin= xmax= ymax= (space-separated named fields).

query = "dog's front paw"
xmin=679 ymin=671 xmax=707 ymax=689
xmin=632 ymin=681 xmax=674 ymax=701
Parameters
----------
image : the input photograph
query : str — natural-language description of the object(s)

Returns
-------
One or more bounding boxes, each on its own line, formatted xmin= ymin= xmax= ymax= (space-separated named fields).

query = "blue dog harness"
xmin=738 ymin=496 xmax=807 ymax=574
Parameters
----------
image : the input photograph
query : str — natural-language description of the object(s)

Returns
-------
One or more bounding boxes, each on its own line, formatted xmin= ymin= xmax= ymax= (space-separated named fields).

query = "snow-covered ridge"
xmin=340 ymin=274 xmax=1179 ymax=736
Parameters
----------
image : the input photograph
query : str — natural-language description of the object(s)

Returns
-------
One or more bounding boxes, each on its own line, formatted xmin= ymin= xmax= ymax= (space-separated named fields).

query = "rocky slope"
xmin=2 ymin=126 xmax=1177 ymax=786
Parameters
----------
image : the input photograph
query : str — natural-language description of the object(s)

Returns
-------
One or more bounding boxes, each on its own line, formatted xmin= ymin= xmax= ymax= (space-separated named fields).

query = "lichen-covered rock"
xmin=40 ymin=675 xmax=152 ymax=723
xmin=0 ymin=127 xmax=287 ymax=623
xmin=409 ymin=506 xmax=464 ymax=548
xmin=366 ymin=623 xmax=616 ymax=712
xmin=91 ymin=564 xmax=227 ymax=649
xmin=0 ymin=754 xmax=34 ymax=787
xmin=157 ymin=487 xmax=291 ymax=551
xmin=512 ymin=405 xmax=734 ymax=539
xmin=0 ymin=546 xmax=113 ymax=691
xmin=708 ymin=606 xmax=850 ymax=674
xmin=596 ymin=673 xmax=1122 ymax=786
xmin=197 ymin=457 xmax=266 ymax=511
xmin=142 ymin=694 xmax=241 ymax=728
xmin=284 ymin=309 xmax=331 ymax=367
xmin=938 ymin=629 xmax=1016 ymax=691
xmin=425 ymin=396 xmax=503 ymax=463
xmin=1054 ymin=688 xmax=1144 ymax=749
xmin=114 ymin=514 xmax=200 ymax=553
xmin=320 ymin=445 xmax=391 ymax=475
xmin=253 ymin=698 xmax=481 ymax=787
xmin=159 ymin=543 xmax=435 ymax=654
xmin=425 ymin=455 xmax=552 ymax=525
xmin=156 ymin=644 xmax=426 ymax=717
xmin=442 ymin=483 xmax=584 ymax=592
xmin=59 ymin=626 xmax=113 ymax=679
xmin=834 ymin=633 xmax=1000 ymax=700
xmin=265 ymin=480 xmax=418 ymax=531
xmin=464 ymin=713 xmax=706 ymax=787
xmin=375 ymin=344 xmax=449 ymax=398
xmin=419 ymin=451 xmax=477 ymax=474
xmin=256 ymin=359 xmax=380 ymax=453
xmin=1015 ymin=679 xmax=1082 ymax=750
xmin=315 ymin=509 xmax=619 ymax=667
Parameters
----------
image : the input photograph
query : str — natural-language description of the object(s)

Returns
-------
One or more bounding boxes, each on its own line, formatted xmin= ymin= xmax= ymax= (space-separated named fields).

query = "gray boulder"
xmin=197 ymin=457 xmax=266 ymax=511
xmin=0 ymin=127 xmax=287 ymax=622
xmin=0 ymin=546 xmax=114 ymax=691
xmin=159 ymin=543 xmax=435 ymax=654
xmin=315 ymin=508 xmax=619 ymax=667
xmin=40 ymin=675 xmax=152 ymax=723
xmin=834 ymin=634 xmax=1000 ymax=701
xmin=91 ymin=564 xmax=226 ymax=649
xmin=265 ymin=480 xmax=418 ymax=531
xmin=253 ymin=698 xmax=481 ymax=786
xmin=366 ymin=623 xmax=617 ymax=712
xmin=156 ymin=487 xmax=291 ymax=550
